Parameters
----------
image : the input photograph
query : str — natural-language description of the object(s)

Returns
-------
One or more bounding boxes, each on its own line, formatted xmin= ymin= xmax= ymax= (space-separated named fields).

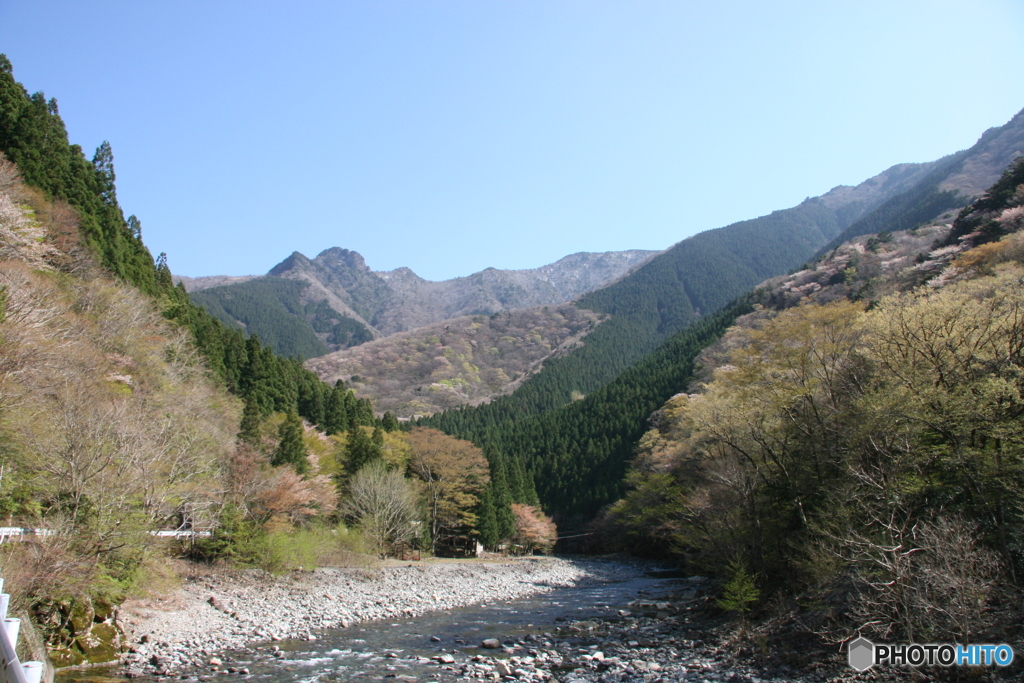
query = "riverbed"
xmin=56 ymin=558 xmax=722 ymax=683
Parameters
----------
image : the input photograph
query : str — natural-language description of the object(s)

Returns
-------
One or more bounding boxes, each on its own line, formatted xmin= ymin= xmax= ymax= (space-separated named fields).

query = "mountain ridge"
xmin=183 ymin=247 xmax=658 ymax=359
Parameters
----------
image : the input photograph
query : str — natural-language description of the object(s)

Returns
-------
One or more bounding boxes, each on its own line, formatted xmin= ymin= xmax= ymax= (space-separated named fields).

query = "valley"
xmin=2 ymin=47 xmax=1024 ymax=683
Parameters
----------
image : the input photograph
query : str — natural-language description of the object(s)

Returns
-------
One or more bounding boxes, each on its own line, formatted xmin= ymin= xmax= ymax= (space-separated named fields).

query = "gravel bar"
xmin=118 ymin=557 xmax=593 ymax=676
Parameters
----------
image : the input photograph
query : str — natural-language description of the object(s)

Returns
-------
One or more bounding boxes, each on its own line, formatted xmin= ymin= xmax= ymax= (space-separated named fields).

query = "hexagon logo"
xmin=848 ymin=636 xmax=875 ymax=671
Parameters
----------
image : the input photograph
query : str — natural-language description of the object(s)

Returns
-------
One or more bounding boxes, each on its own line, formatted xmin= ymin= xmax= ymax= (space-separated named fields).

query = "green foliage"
xmin=426 ymin=300 xmax=750 ymax=519
xmin=716 ymin=560 xmax=760 ymax=618
xmin=381 ymin=411 xmax=400 ymax=432
xmin=323 ymin=381 xmax=354 ymax=435
xmin=604 ymin=167 xmax=1024 ymax=638
xmin=346 ymin=425 xmax=383 ymax=475
xmin=943 ymin=156 xmax=1024 ymax=247
xmin=487 ymin=452 xmax=516 ymax=541
xmin=190 ymin=509 xmax=365 ymax=571
xmin=190 ymin=277 xmax=373 ymax=360
xmin=0 ymin=53 xmax=377 ymax=453
xmin=418 ymin=179 xmax=903 ymax=518
xmin=0 ymin=55 xmax=159 ymax=295
xmin=474 ymin=484 xmax=500 ymax=548
xmin=189 ymin=504 xmax=267 ymax=565
xmin=237 ymin=399 xmax=261 ymax=445
xmin=272 ymin=413 xmax=309 ymax=474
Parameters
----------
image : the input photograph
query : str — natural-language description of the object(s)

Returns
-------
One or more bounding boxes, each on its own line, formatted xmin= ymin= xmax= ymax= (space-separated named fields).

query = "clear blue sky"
xmin=1 ymin=1 xmax=1022 ymax=281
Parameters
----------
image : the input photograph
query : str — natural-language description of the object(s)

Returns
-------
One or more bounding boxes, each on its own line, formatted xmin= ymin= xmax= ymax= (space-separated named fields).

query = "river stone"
xmin=49 ymin=645 xmax=86 ymax=668
xmin=68 ymin=599 xmax=95 ymax=635
xmin=93 ymin=596 xmax=116 ymax=621
xmin=481 ymin=638 xmax=501 ymax=649
xmin=75 ymin=630 xmax=118 ymax=664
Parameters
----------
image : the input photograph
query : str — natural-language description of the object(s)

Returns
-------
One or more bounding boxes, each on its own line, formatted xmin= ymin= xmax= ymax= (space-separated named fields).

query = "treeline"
xmin=422 ymin=196 xmax=857 ymax=519
xmin=0 ymin=55 xmax=159 ymax=294
xmin=426 ymin=299 xmax=750 ymax=520
xmin=0 ymin=51 xmax=542 ymax=567
xmin=943 ymin=155 xmax=1024 ymax=246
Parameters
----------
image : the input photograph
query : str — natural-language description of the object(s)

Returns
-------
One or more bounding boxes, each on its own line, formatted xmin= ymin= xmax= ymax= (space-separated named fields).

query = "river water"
xmin=58 ymin=562 xmax=685 ymax=683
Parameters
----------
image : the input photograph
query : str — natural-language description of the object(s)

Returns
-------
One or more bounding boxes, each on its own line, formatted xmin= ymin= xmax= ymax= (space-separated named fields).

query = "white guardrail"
xmin=1 ymin=577 xmax=43 ymax=683
xmin=0 ymin=528 xmax=210 ymax=544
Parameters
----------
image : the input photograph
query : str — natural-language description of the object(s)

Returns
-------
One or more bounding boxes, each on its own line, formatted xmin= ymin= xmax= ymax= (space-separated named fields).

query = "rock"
xmin=430 ymin=636 xmax=442 ymax=642
xmin=495 ymin=661 xmax=512 ymax=676
xmin=68 ymin=599 xmax=96 ymax=635
xmin=481 ymin=638 xmax=501 ymax=649
xmin=208 ymin=658 xmax=222 ymax=667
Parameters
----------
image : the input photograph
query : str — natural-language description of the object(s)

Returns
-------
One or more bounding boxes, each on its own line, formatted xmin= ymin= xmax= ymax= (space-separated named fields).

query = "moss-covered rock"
xmin=35 ymin=595 xmax=126 ymax=668
xmin=48 ymin=645 xmax=86 ymax=668
xmin=67 ymin=600 xmax=95 ymax=636
xmin=75 ymin=628 xmax=118 ymax=665
xmin=92 ymin=597 xmax=115 ymax=622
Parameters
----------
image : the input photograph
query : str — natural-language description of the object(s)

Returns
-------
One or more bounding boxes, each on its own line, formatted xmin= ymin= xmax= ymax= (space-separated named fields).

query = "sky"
xmin=1 ymin=1 xmax=1022 ymax=281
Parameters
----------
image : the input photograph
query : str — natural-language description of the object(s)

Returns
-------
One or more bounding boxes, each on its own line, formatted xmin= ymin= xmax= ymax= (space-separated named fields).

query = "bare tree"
xmin=343 ymin=461 xmax=420 ymax=557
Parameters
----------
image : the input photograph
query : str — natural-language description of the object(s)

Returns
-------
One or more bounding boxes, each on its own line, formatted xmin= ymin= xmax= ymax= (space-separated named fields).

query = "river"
xmin=57 ymin=561 xmax=690 ymax=683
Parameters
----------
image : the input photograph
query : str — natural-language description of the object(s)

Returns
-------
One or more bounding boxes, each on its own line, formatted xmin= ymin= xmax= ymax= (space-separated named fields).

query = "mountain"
xmin=175 ymin=274 xmax=256 ymax=290
xmin=421 ymin=160 xmax=945 ymax=433
xmin=818 ymin=106 xmax=1024 ymax=253
xmin=185 ymin=247 xmax=657 ymax=359
xmin=423 ymin=109 xmax=1024 ymax=521
xmin=601 ymin=157 xmax=1024 ymax=648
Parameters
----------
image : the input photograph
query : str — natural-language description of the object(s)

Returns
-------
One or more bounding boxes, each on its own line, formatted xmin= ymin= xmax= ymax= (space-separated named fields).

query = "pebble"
xmin=118 ymin=558 xmax=589 ymax=676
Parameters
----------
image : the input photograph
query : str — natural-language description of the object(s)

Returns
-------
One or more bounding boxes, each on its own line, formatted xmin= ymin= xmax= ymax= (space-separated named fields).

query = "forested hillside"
xmin=421 ymin=160 xmax=952 ymax=518
xmin=423 ymin=112 xmax=1024 ymax=523
xmin=190 ymin=277 xmax=373 ymax=360
xmin=819 ymin=106 xmax=1024 ymax=253
xmin=0 ymin=57 xmax=558 ymax=670
xmin=604 ymin=157 xmax=1024 ymax=646
xmin=0 ymin=55 xmax=363 ymax=433
xmin=306 ymin=305 xmax=602 ymax=417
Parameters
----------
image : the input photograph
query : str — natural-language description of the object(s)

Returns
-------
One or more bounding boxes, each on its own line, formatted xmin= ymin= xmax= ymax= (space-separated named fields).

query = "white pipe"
xmin=0 ymin=595 xmax=8 ymax=621
xmin=3 ymin=620 xmax=19 ymax=648
xmin=21 ymin=662 xmax=42 ymax=683
xmin=4 ymin=660 xmax=29 ymax=683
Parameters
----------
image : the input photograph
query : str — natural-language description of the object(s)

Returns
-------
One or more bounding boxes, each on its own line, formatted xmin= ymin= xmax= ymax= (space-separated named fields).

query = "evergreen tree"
xmin=475 ymin=484 xmax=500 ymax=549
xmin=487 ymin=450 xmax=516 ymax=541
xmin=346 ymin=425 xmax=382 ymax=475
xmin=237 ymin=399 xmax=261 ymax=446
xmin=381 ymin=411 xmax=400 ymax=432
xmin=272 ymin=413 xmax=309 ymax=475
xmin=323 ymin=382 xmax=350 ymax=435
xmin=354 ymin=397 xmax=374 ymax=426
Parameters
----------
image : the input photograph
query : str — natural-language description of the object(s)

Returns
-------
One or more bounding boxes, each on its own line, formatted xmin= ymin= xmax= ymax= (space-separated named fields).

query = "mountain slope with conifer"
xmin=424 ymin=109 xmax=1024 ymax=523
xmin=599 ymin=156 xmax=1024 ymax=654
